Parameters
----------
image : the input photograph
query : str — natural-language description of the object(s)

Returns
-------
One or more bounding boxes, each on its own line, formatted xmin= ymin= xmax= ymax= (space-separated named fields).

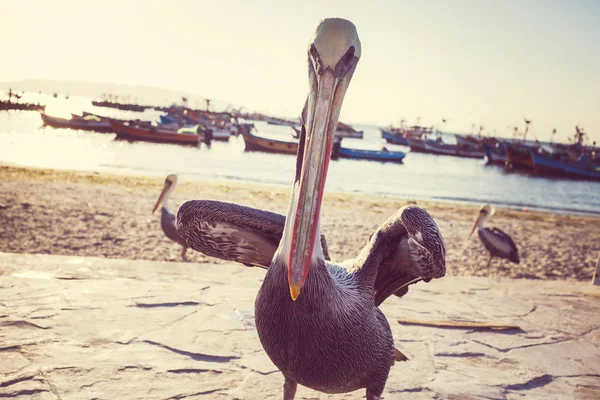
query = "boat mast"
xmin=523 ymin=118 xmax=531 ymax=143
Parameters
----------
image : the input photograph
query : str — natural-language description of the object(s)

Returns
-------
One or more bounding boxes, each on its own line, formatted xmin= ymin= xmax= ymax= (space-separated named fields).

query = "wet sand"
xmin=1 ymin=164 xmax=598 ymax=281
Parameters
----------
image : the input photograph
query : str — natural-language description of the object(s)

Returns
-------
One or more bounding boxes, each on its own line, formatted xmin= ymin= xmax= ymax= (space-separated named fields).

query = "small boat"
xmin=40 ymin=112 xmax=113 ymax=132
xmin=265 ymin=116 xmax=300 ymax=127
xmin=241 ymin=130 xmax=299 ymax=154
xmin=380 ymin=128 xmax=408 ymax=145
xmin=208 ymin=127 xmax=232 ymax=141
xmin=336 ymin=146 xmax=406 ymax=163
xmin=1 ymin=101 xmax=46 ymax=112
xmin=409 ymin=137 xmax=485 ymax=159
xmin=91 ymin=100 xmax=148 ymax=112
xmin=484 ymin=143 xmax=508 ymax=165
xmin=110 ymin=121 xmax=208 ymax=146
xmin=336 ymin=121 xmax=364 ymax=139
xmin=337 ymin=129 xmax=364 ymax=139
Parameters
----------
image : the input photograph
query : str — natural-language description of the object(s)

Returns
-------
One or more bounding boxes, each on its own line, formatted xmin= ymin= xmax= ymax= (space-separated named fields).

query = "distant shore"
xmin=1 ymin=163 xmax=599 ymax=281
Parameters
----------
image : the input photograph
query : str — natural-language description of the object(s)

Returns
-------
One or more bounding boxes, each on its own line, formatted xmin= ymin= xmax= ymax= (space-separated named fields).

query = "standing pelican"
xmin=469 ymin=204 xmax=520 ymax=270
xmin=153 ymin=174 xmax=188 ymax=261
xmin=176 ymin=18 xmax=446 ymax=399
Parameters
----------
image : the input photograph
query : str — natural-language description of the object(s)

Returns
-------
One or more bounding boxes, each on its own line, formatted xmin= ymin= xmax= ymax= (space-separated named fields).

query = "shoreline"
xmin=4 ymin=160 xmax=600 ymax=218
xmin=1 ymin=163 xmax=599 ymax=282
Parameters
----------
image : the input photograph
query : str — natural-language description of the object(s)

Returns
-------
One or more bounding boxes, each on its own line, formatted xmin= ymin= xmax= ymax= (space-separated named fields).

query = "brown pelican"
xmin=152 ymin=174 xmax=188 ymax=261
xmin=469 ymin=204 xmax=520 ymax=270
xmin=176 ymin=18 xmax=446 ymax=399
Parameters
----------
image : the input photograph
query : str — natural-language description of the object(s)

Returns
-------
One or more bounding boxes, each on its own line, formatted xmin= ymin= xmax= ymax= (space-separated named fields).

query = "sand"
xmin=1 ymin=164 xmax=598 ymax=281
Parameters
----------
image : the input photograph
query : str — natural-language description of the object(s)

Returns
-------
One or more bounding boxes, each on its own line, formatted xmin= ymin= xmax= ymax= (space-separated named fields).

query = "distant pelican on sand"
xmin=469 ymin=204 xmax=520 ymax=270
xmin=152 ymin=174 xmax=188 ymax=261
xmin=176 ymin=18 xmax=446 ymax=399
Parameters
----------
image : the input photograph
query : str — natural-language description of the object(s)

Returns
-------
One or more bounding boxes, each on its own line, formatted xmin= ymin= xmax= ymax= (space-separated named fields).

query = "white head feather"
xmin=311 ymin=18 xmax=361 ymax=68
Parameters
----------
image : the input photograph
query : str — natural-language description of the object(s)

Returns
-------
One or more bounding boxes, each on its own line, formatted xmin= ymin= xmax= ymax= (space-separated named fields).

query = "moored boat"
xmin=504 ymin=144 xmax=535 ymax=170
xmin=380 ymin=128 xmax=408 ymax=145
xmin=484 ymin=143 xmax=508 ymax=165
xmin=241 ymin=130 xmax=299 ymax=154
xmin=409 ymin=137 xmax=485 ymax=159
xmin=336 ymin=146 xmax=406 ymax=163
xmin=1 ymin=101 xmax=46 ymax=112
xmin=109 ymin=121 xmax=207 ymax=146
xmin=40 ymin=112 xmax=113 ymax=133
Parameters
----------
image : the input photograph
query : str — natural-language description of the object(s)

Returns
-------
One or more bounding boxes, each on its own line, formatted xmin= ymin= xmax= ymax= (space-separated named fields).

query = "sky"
xmin=2 ymin=0 xmax=599 ymax=142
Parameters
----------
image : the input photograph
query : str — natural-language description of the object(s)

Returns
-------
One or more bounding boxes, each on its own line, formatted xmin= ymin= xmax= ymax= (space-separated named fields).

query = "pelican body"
xmin=177 ymin=19 xmax=446 ymax=399
xmin=470 ymin=204 xmax=519 ymax=269
xmin=153 ymin=174 xmax=188 ymax=260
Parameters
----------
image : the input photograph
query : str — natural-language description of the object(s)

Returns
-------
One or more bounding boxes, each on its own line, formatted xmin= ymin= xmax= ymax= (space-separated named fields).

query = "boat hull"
xmin=409 ymin=138 xmax=485 ymax=159
xmin=241 ymin=131 xmax=298 ymax=154
xmin=41 ymin=113 xmax=112 ymax=133
xmin=338 ymin=147 xmax=406 ymax=162
xmin=110 ymin=121 xmax=203 ymax=146
xmin=1 ymin=101 xmax=46 ymax=112
xmin=380 ymin=129 xmax=409 ymax=145
xmin=505 ymin=146 xmax=534 ymax=170
xmin=530 ymin=151 xmax=568 ymax=176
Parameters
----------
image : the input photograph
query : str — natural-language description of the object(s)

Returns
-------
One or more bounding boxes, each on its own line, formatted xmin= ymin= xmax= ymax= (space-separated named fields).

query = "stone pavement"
xmin=0 ymin=252 xmax=599 ymax=399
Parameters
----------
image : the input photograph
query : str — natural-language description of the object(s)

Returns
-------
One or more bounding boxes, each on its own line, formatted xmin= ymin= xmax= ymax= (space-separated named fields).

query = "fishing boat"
xmin=562 ymin=158 xmax=600 ymax=181
xmin=529 ymin=149 xmax=568 ymax=176
xmin=504 ymin=144 xmax=535 ymax=170
xmin=109 ymin=121 xmax=208 ymax=146
xmin=91 ymin=100 xmax=148 ymax=112
xmin=265 ymin=116 xmax=299 ymax=127
xmin=408 ymin=137 xmax=485 ymax=159
xmin=336 ymin=146 xmax=406 ymax=163
xmin=484 ymin=143 xmax=508 ymax=165
xmin=1 ymin=101 xmax=46 ymax=112
xmin=336 ymin=121 xmax=364 ymax=139
xmin=380 ymin=128 xmax=408 ymax=145
xmin=40 ymin=112 xmax=113 ymax=133
xmin=241 ymin=130 xmax=299 ymax=154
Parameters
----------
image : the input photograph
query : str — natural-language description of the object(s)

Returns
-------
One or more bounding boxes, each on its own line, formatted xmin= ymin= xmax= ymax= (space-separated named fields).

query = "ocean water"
xmin=1 ymin=94 xmax=599 ymax=215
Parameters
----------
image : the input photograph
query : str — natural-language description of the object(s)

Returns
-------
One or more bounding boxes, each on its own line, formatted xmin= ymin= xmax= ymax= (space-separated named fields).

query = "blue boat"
xmin=530 ymin=150 xmax=566 ymax=175
xmin=530 ymin=150 xmax=600 ymax=180
xmin=562 ymin=158 xmax=600 ymax=181
xmin=338 ymin=146 xmax=406 ymax=163
xmin=380 ymin=128 xmax=409 ymax=146
xmin=160 ymin=115 xmax=179 ymax=124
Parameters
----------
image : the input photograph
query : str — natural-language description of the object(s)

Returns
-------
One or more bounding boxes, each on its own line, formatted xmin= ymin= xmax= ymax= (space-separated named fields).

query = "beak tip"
xmin=289 ymin=284 xmax=301 ymax=301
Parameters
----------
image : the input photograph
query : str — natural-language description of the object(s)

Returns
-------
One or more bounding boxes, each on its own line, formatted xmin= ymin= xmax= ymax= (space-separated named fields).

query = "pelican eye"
xmin=309 ymin=43 xmax=324 ymax=75
xmin=334 ymin=46 xmax=356 ymax=77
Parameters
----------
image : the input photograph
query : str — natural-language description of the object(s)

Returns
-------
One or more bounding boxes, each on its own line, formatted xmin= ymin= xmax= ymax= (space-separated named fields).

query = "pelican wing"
xmin=353 ymin=206 xmax=446 ymax=306
xmin=176 ymin=200 xmax=330 ymax=268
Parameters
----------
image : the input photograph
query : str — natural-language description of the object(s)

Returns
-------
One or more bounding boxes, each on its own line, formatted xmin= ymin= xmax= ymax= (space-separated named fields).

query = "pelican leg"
xmin=283 ymin=377 xmax=297 ymax=400
xmin=181 ymin=246 xmax=188 ymax=262
xmin=366 ymin=388 xmax=382 ymax=400
xmin=486 ymin=254 xmax=493 ymax=270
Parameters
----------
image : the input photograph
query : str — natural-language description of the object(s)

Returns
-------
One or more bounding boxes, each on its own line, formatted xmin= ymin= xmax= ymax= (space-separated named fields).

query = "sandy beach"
xmin=1 ymin=164 xmax=598 ymax=281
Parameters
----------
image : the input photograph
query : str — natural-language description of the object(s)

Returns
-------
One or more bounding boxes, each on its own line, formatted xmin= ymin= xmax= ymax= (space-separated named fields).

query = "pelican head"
xmin=152 ymin=174 xmax=178 ymax=214
xmin=285 ymin=18 xmax=361 ymax=300
xmin=469 ymin=204 xmax=495 ymax=237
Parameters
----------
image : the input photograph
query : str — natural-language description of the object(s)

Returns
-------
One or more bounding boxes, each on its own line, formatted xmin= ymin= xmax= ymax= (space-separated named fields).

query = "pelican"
xmin=176 ymin=18 xmax=446 ymax=399
xmin=469 ymin=204 xmax=520 ymax=270
xmin=152 ymin=174 xmax=188 ymax=261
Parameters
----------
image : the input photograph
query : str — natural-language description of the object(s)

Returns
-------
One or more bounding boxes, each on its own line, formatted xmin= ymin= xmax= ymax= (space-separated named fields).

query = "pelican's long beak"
xmin=287 ymin=36 xmax=359 ymax=299
xmin=469 ymin=215 xmax=482 ymax=238
xmin=152 ymin=182 xmax=171 ymax=214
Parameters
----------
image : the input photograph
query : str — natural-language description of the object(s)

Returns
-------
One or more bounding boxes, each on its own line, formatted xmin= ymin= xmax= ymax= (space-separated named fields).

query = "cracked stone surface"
xmin=1 ymin=252 xmax=599 ymax=399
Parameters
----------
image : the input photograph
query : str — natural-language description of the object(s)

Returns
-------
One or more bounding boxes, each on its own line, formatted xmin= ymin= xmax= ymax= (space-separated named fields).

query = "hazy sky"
xmin=2 ymin=0 xmax=599 ymax=142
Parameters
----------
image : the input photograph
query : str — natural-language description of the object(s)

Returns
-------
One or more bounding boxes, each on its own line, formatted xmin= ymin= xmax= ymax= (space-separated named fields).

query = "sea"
xmin=1 ymin=93 xmax=599 ymax=215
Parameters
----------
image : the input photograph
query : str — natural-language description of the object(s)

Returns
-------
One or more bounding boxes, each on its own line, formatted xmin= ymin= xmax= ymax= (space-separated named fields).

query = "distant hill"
xmin=0 ymin=79 xmax=238 ymax=112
